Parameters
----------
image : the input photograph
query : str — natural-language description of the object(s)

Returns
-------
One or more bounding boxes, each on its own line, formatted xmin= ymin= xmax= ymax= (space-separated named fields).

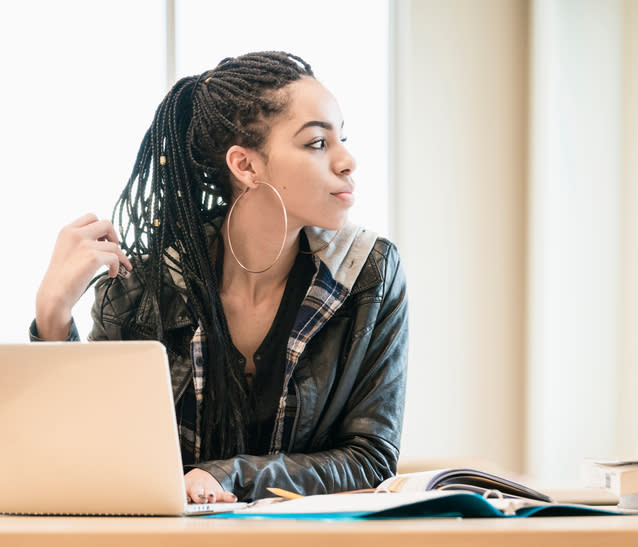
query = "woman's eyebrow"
xmin=294 ymin=120 xmax=344 ymax=136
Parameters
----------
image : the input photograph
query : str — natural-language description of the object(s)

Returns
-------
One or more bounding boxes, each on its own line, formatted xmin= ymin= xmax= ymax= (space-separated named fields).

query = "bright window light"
xmin=0 ymin=0 xmax=389 ymax=342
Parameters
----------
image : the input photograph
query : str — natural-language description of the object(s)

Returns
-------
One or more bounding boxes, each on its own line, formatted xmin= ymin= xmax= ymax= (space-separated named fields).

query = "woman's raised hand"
xmin=35 ymin=213 xmax=132 ymax=340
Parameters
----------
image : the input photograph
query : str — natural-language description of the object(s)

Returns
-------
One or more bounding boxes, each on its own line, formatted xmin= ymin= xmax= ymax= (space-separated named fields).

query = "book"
xmin=582 ymin=458 xmax=638 ymax=509
xmin=205 ymin=490 xmax=627 ymax=520
xmin=375 ymin=467 xmax=553 ymax=502
xmin=204 ymin=468 xmax=630 ymax=520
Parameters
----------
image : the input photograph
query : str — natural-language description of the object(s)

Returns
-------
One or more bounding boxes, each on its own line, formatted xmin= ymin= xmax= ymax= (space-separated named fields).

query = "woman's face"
xmin=258 ymin=77 xmax=356 ymax=232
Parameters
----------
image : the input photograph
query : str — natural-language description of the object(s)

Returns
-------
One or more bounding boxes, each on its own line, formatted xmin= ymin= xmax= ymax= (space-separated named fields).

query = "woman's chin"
xmin=323 ymin=212 xmax=349 ymax=232
xmin=298 ymin=213 xmax=348 ymax=233
xmin=317 ymin=221 xmax=346 ymax=233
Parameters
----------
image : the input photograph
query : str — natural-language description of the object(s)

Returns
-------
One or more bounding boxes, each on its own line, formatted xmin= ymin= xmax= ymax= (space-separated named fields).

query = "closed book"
xmin=583 ymin=458 xmax=638 ymax=500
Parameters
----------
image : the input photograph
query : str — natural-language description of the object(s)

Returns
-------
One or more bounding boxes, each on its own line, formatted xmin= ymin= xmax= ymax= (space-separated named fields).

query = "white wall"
xmin=0 ymin=0 xmax=166 ymax=342
xmin=618 ymin=0 xmax=638 ymax=459
xmin=527 ymin=0 xmax=623 ymax=484
xmin=394 ymin=0 xmax=638 ymax=485
xmin=392 ymin=0 xmax=528 ymax=473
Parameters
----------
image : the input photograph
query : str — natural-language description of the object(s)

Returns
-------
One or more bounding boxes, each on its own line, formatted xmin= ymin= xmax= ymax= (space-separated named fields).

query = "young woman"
xmin=33 ymin=51 xmax=408 ymax=504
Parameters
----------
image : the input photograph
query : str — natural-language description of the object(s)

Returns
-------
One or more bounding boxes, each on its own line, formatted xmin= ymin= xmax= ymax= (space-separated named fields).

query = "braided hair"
xmin=113 ymin=51 xmax=314 ymax=460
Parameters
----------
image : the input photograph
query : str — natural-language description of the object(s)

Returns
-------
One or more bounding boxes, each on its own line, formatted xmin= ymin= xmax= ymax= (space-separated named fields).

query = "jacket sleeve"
xmin=190 ymin=243 xmax=409 ymax=501
xmin=29 ymin=319 xmax=81 ymax=341
xmin=86 ymin=275 xmax=122 ymax=342
xmin=86 ymin=270 xmax=147 ymax=342
xmin=28 ymin=273 xmax=124 ymax=343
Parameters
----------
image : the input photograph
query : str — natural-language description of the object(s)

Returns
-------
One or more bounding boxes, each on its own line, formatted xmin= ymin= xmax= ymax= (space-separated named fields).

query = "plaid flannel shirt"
xmin=184 ymin=256 xmax=349 ymax=461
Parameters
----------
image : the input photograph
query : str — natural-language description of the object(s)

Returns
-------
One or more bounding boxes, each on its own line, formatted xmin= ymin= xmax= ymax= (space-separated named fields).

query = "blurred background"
xmin=1 ymin=0 xmax=637 ymax=487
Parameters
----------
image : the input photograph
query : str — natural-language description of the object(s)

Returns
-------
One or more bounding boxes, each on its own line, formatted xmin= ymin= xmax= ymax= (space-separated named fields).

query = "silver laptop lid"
xmin=0 ymin=341 xmax=187 ymax=515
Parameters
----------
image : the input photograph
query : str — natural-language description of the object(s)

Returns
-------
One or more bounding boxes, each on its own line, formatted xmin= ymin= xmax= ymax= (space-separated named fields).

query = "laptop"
xmin=0 ymin=341 xmax=246 ymax=516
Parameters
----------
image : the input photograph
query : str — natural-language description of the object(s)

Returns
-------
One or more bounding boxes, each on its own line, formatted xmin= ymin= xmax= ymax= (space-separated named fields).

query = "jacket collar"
xmin=136 ymin=222 xmax=379 ymax=331
xmin=304 ymin=223 xmax=378 ymax=294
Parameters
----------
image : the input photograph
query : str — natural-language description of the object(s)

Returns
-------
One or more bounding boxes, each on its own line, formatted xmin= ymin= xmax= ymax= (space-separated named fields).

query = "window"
xmin=1 ymin=0 xmax=389 ymax=341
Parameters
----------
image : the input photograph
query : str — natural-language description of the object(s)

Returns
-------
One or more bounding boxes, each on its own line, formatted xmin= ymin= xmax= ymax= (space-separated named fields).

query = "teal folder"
xmin=202 ymin=491 xmax=630 ymax=520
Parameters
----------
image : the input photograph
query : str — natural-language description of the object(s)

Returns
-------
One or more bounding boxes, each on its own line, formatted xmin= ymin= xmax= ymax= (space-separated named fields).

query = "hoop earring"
xmin=299 ymin=229 xmax=341 ymax=255
xmin=226 ymin=181 xmax=288 ymax=274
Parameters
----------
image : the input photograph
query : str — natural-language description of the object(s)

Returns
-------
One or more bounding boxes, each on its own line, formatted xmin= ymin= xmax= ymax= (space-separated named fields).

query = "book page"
xmin=376 ymin=470 xmax=446 ymax=493
xmin=238 ymin=491 xmax=457 ymax=515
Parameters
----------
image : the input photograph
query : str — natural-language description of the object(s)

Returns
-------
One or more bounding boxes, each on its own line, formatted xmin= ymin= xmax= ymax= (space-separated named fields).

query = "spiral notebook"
xmin=0 ymin=341 xmax=245 ymax=516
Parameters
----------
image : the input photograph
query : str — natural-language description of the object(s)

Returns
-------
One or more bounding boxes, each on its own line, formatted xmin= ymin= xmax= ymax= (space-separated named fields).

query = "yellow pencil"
xmin=266 ymin=487 xmax=304 ymax=499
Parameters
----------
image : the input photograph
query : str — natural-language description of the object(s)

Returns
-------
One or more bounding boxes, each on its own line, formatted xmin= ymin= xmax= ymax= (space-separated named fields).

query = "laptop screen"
xmin=0 ymin=341 xmax=188 ymax=515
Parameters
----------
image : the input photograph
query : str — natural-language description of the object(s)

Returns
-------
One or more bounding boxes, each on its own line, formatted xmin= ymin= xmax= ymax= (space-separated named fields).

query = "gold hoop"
xmin=226 ymin=181 xmax=288 ymax=274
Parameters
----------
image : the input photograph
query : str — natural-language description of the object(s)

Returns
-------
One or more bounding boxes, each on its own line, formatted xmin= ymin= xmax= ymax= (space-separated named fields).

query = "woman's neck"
xmin=218 ymin=220 xmax=302 ymax=304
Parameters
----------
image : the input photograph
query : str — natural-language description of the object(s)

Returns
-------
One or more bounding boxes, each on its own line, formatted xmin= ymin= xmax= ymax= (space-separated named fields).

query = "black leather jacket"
xmin=84 ymin=229 xmax=408 ymax=501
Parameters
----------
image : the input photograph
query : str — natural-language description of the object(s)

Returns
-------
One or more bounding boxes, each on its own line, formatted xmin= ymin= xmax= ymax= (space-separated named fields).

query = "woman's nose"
xmin=334 ymin=143 xmax=356 ymax=175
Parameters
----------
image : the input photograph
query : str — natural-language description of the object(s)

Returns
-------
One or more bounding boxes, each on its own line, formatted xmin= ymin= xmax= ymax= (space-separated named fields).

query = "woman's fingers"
xmin=94 ymin=251 xmax=123 ymax=279
xmin=69 ymin=212 xmax=100 ymax=228
xmin=186 ymin=482 xmax=220 ymax=504
xmin=82 ymin=218 xmax=121 ymax=244
xmin=201 ymin=488 xmax=215 ymax=503
xmin=184 ymin=468 xmax=237 ymax=504
xmin=35 ymin=214 xmax=133 ymax=341
xmin=92 ymin=241 xmax=132 ymax=274
xmin=63 ymin=216 xmax=132 ymax=273
xmin=82 ymin=220 xmax=133 ymax=272
xmin=216 ymin=490 xmax=239 ymax=503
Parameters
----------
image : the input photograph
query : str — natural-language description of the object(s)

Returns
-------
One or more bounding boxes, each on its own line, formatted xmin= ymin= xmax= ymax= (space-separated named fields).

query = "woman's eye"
xmin=307 ymin=138 xmax=326 ymax=150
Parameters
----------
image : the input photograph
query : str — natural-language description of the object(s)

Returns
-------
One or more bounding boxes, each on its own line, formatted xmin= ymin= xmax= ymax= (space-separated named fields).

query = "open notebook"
xmin=0 ymin=341 xmax=245 ymax=516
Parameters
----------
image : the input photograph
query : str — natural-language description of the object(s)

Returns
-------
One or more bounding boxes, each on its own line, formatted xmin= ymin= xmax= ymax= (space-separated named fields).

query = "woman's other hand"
xmin=35 ymin=213 xmax=132 ymax=340
xmin=184 ymin=468 xmax=238 ymax=504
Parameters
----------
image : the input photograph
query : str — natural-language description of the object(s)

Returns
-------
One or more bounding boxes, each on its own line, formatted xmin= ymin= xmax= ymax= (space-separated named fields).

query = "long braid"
xmin=114 ymin=51 xmax=314 ymax=460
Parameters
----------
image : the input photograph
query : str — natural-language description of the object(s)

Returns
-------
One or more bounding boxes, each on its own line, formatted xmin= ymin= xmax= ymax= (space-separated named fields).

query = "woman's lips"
xmin=332 ymin=191 xmax=355 ymax=206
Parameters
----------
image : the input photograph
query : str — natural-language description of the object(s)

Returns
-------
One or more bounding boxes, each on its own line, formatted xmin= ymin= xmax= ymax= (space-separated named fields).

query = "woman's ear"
xmin=226 ymin=145 xmax=260 ymax=190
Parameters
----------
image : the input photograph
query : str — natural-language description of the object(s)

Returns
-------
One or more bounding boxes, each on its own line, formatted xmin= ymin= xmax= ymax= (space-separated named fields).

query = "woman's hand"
xmin=184 ymin=468 xmax=238 ymax=504
xmin=35 ymin=213 xmax=132 ymax=341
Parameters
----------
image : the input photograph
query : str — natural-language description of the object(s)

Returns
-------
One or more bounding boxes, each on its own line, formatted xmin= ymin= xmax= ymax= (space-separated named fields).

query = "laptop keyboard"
xmin=183 ymin=501 xmax=247 ymax=515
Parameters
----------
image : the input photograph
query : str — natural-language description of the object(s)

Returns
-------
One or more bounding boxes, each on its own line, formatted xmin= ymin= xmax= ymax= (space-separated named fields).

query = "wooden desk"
xmin=2 ymin=514 xmax=638 ymax=547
